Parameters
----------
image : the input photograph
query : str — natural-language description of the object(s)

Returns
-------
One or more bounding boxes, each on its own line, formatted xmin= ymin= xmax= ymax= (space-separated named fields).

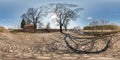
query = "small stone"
xmin=83 ymin=54 xmax=90 ymax=58
xmin=23 ymin=53 xmax=33 ymax=58
xmin=63 ymin=54 xmax=70 ymax=56
xmin=36 ymin=56 xmax=51 ymax=59
xmin=53 ymin=55 xmax=62 ymax=58
xmin=9 ymin=50 xmax=13 ymax=53
xmin=62 ymin=57 xmax=77 ymax=59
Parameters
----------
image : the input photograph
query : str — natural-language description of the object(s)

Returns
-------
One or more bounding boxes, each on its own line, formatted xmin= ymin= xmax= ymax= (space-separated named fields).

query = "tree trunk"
xmin=60 ymin=25 xmax=63 ymax=33
xmin=59 ymin=20 xmax=63 ymax=33
xmin=34 ymin=24 xmax=37 ymax=33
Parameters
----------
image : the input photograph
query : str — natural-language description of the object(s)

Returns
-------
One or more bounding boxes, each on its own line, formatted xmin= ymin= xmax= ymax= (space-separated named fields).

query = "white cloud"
xmin=87 ymin=16 xmax=92 ymax=20
xmin=68 ymin=21 xmax=79 ymax=29
xmin=41 ymin=15 xmax=79 ymax=29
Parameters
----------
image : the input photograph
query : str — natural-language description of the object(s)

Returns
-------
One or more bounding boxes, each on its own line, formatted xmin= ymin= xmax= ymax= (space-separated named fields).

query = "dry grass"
xmin=0 ymin=32 xmax=67 ymax=54
xmin=0 ymin=26 xmax=5 ymax=32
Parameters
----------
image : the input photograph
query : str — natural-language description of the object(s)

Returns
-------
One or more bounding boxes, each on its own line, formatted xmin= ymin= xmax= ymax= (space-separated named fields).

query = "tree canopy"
xmin=44 ymin=3 xmax=83 ymax=33
xmin=21 ymin=7 xmax=43 ymax=30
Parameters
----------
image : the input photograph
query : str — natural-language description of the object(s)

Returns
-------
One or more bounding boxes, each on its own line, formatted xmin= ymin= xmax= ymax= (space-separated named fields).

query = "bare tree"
xmin=100 ymin=20 xmax=109 ymax=30
xmin=89 ymin=20 xmax=99 ymax=27
xmin=21 ymin=7 xmax=43 ymax=31
xmin=100 ymin=20 xmax=109 ymax=26
xmin=88 ymin=20 xmax=109 ymax=35
xmin=63 ymin=19 xmax=69 ymax=31
xmin=89 ymin=20 xmax=99 ymax=30
xmin=45 ymin=3 xmax=83 ymax=33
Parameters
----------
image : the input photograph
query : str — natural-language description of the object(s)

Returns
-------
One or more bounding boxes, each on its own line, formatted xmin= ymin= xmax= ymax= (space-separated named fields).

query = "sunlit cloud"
xmin=87 ymin=16 xmax=92 ymax=20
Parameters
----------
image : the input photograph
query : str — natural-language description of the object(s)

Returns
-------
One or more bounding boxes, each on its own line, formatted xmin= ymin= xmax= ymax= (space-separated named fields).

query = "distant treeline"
xmin=83 ymin=25 xmax=119 ymax=30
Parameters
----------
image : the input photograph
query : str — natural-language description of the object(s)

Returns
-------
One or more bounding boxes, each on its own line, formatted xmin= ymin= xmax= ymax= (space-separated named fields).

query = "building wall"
xmin=23 ymin=25 xmax=35 ymax=33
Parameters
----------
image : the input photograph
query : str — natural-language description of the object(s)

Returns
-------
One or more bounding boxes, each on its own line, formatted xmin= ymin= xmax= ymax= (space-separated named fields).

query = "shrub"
xmin=83 ymin=25 xmax=118 ymax=30
xmin=0 ymin=26 xmax=5 ymax=32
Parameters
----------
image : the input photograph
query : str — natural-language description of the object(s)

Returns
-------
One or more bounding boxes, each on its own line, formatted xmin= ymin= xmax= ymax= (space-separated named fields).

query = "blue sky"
xmin=0 ymin=0 xmax=120 ymax=29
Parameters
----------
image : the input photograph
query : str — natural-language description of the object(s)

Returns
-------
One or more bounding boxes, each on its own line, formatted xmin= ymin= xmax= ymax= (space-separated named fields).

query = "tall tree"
xmin=100 ymin=20 xmax=109 ymax=26
xmin=21 ymin=7 xmax=43 ymax=31
xmin=45 ymin=3 xmax=83 ymax=33
xmin=89 ymin=20 xmax=99 ymax=30
xmin=100 ymin=20 xmax=109 ymax=30
xmin=63 ymin=19 xmax=69 ymax=31
xmin=89 ymin=20 xmax=99 ymax=27
xmin=21 ymin=19 xmax=26 ymax=28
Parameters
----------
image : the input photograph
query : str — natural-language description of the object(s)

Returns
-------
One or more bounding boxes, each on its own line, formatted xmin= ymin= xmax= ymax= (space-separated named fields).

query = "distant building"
xmin=23 ymin=24 xmax=35 ymax=32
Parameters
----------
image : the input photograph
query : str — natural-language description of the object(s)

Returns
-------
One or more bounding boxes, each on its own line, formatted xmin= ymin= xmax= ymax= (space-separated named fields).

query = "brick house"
xmin=23 ymin=24 xmax=35 ymax=32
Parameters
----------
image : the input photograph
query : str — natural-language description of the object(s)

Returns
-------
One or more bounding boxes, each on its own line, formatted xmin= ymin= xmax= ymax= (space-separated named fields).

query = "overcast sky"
xmin=0 ymin=0 xmax=120 ymax=29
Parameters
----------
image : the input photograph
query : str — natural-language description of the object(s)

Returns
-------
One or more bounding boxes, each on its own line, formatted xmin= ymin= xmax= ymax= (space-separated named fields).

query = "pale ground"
xmin=0 ymin=31 xmax=120 ymax=60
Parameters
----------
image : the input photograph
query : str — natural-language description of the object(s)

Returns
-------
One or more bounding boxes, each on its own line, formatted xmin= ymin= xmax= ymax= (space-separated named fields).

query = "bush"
xmin=83 ymin=25 xmax=118 ymax=30
xmin=0 ymin=26 xmax=5 ymax=32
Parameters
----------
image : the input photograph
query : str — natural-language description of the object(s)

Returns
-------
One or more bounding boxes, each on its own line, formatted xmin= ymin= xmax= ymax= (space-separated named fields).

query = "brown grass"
xmin=0 ymin=26 xmax=5 ymax=32
xmin=0 ymin=31 xmax=120 ymax=59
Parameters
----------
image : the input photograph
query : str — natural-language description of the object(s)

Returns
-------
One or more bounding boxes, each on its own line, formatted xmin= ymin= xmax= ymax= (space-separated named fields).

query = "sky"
xmin=0 ymin=0 xmax=120 ymax=29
